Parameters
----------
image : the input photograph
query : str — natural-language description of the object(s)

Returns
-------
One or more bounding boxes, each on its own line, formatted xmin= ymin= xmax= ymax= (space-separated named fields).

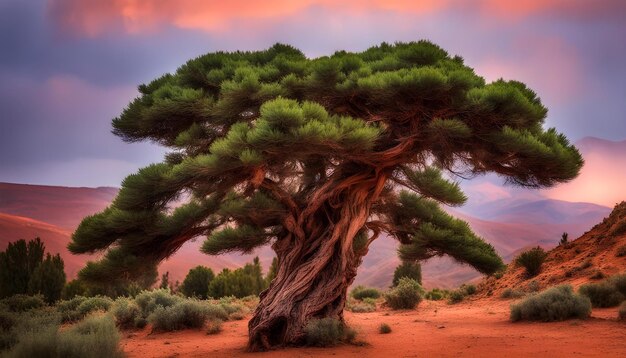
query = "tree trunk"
xmin=248 ymin=169 xmax=387 ymax=351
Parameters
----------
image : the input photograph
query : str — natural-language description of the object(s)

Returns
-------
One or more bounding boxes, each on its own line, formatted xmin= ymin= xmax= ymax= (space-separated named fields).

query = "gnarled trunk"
xmin=248 ymin=169 xmax=387 ymax=351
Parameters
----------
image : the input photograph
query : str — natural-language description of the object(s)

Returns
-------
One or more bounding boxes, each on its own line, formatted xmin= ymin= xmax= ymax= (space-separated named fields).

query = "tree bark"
xmin=247 ymin=169 xmax=387 ymax=351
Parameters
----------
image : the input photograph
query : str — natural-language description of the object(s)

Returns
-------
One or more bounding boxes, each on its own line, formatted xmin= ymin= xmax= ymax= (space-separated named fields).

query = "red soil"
xmin=121 ymin=299 xmax=625 ymax=358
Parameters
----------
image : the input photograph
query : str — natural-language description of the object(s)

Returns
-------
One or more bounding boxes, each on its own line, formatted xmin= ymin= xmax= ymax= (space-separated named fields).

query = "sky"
xmin=0 ymin=0 xmax=625 ymax=196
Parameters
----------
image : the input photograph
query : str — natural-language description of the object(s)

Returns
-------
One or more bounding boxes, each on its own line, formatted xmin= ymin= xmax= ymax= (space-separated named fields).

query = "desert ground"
xmin=121 ymin=298 xmax=625 ymax=358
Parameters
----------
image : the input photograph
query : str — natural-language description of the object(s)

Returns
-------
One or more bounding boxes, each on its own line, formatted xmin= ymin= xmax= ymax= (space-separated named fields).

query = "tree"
xmin=68 ymin=42 xmax=583 ymax=350
xmin=28 ymin=253 xmax=66 ymax=303
xmin=392 ymin=261 xmax=422 ymax=286
xmin=180 ymin=265 xmax=215 ymax=299
xmin=207 ymin=257 xmax=267 ymax=298
xmin=0 ymin=238 xmax=66 ymax=302
xmin=265 ymin=257 xmax=278 ymax=286
xmin=560 ymin=232 xmax=569 ymax=246
xmin=159 ymin=271 xmax=170 ymax=289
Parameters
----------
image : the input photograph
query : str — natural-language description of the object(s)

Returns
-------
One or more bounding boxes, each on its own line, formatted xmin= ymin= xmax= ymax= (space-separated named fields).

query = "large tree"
xmin=69 ymin=42 xmax=583 ymax=350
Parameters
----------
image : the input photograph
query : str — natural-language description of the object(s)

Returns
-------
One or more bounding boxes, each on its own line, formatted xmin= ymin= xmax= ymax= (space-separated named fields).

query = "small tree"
xmin=516 ymin=247 xmax=548 ymax=277
xmin=28 ymin=253 xmax=66 ymax=303
xmin=265 ymin=257 xmax=278 ymax=286
xmin=559 ymin=232 xmax=569 ymax=246
xmin=69 ymin=42 xmax=583 ymax=350
xmin=159 ymin=271 xmax=170 ymax=290
xmin=392 ymin=261 xmax=422 ymax=286
xmin=208 ymin=258 xmax=266 ymax=298
xmin=180 ymin=266 xmax=215 ymax=299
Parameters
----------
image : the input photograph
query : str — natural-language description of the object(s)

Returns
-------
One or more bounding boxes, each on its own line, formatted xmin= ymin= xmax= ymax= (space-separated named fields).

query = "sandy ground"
xmin=121 ymin=298 xmax=626 ymax=358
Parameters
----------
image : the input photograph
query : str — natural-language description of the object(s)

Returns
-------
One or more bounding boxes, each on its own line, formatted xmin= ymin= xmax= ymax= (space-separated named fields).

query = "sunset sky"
xmin=0 ymin=0 xmax=625 ymax=206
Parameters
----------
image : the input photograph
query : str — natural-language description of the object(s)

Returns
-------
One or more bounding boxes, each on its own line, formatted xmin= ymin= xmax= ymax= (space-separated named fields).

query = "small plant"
xmin=378 ymin=323 xmax=391 ymax=334
xmin=616 ymin=245 xmax=626 ymax=257
xmin=149 ymin=300 xmax=228 ymax=332
xmin=515 ymin=247 xmax=547 ymax=277
xmin=618 ymin=301 xmax=626 ymax=321
xmin=425 ymin=288 xmax=447 ymax=301
xmin=206 ymin=319 xmax=223 ymax=335
xmin=448 ymin=290 xmax=465 ymax=304
xmin=526 ymin=281 xmax=540 ymax=292
xmin=590 ymin=270 xmax=605 ymax=280
xmin=461 ymin=284 xmax=476 ymax=295
xmin=112 ymin=297 xmax=141 ymax=329
xmin=493 ymin=270 xmax=504 ymax=279
xmin=500 ymin=288 xmax=525 ymax=299
xmin=579 ymin=259 xmax=593 ymax=270
xmin=609 ymin=220 xmax=626 ymax=237
xmin=384 ymin=278 xmax=423 ymax=310
xmin=347 ymin=301 xmax=376 ymax=313
xmin=609 ymin=274 xmax=626 ymax=296
xmin=510 ymin=285 xmax=591 ymax=322
xmin=350 ymin=286 xmax=381 ymax=300
xmin=0 ymin=295 xmax=46 ymax=312
xmin=304 ymin=318 xmax=356 ymax=347
xmin=76 ymin=296 xmax=113 ymax=317
xmin=578 ymin=281 xmax=625 ymax=308
xmin=559 ymin=232 xmax=569 ymax=246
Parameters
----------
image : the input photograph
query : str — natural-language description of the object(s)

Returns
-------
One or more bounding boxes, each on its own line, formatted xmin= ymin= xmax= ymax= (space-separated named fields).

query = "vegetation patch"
xmin=579 ymin=281 xmax=625 ymax=308
xmin=425 ymin=288 xmax=448 ymax=301
xmin=515 ymin=247 xmax=547 ymax=277
xmin=384 ymin=278 xmax=423 ymax=310
xmin=149 ymin=300 xmax=228 ymax=332
xmin=304 ymin=318 xmax=357 ymax=347
xmin=350 ymin=286 xmax=381 ymax=300
xmin=616 ymin=245 xmax=626 ymax=257
xmin=500 ymin=288 xmax=525 ymax=299
xmin=618 ymin=301 xmax=626 ymax=321
xmin=510 ymin=285 xmax=591 ymax=322
xmin=379 ymin=323 xmax=391 ymax=334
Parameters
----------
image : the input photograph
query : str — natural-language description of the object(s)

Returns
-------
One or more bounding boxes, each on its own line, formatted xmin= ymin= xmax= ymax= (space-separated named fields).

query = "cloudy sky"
xmin=1 ymin=0 xmax=625 ymax=193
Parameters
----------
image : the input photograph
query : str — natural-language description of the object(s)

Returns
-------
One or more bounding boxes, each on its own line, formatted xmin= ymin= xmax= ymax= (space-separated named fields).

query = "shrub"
xmin=425 ymin=288 xmax=447 ymax=301
xmin=461 ymin=284 xmax=476 ymax=295
xmin=579 ymin=281 xmax=625 ymax=308
xmin=56 ymin=315 xmax=124 ymax=358
xmin=149 ymin=300 xmax=228 ymax=331
xmin=304 ymin=318 xmax=356 ymax=347
xmin=0 ymin=295 xmax=45 ymax=312
xmin=57 ymin=296 xmax=87 ymax=323
xmin=112 ymin=297 xmax=141 ymax=329
xmin=579 ymin=259 xmax=593 ymax=270
xmin=609 ymin=220 xmax=626 ymax=237
xmin=590 ymin=270 xmax=605 ymax=280
xmin=379 ymin=323 xmax=391 ymax=334
xmin=135 ymin=289 xmax=181 ymax=317
xmin=500 ymin=288 xmax=525 ymax=299
xmin=510 ymin=285 xmax=591 ymax=322
xmin=384 ymin=278 xmax=423 ymax=310
xmin=347 ymin=300 xmax=375 ymax=313
xmin=181 ymin=266 xmax=215 ymax=299
xmin=392 ymin=261 xmax=422 ymax=286
xmin=206 ymin=319 xmax=223 ymax=335
xmin=76 ymin=296 xmax=113 ymax=317
xmin=527 ymin=281 xmax=540 ymax=292
xmin=609 ymin=274 xmax=626 ymax=296
xmin=616 ymin=245 xmax=626 ymax=257
xmin=515 ymin=247 xmax=547 ymax=277
xmin=559 ymin=232 xmax=569 ymax=246
xmin=448 ymin=290 xmax=465 ymax=304
xmin=618 ymin=301 xmax=626 ymax=321
xmin=350 ymin=286 xmax=381 ymax=300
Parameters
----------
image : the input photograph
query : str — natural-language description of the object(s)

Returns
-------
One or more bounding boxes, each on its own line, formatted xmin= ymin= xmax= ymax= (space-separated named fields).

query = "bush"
xmin=206 ymin=319 xmax=223 ymax=335
xmin=379 ymin=323 xmax=391 ymax=334
xmin=500 ymin=288 xmax=525 ymax=299
xmin=515 ymin=247 xmax=547 ymax=277
xmin=112 ymin=297 xmax=141 ymax=329
xmin=590 ymin=270 xmax=605 ymax=280
xmin=392 ymin=261 xmax=422 ymax=286
xmin=510 ymin=285 xmax=591 ymax=322
xmin=609 ymin=220 xmax=626 ymax=237
xmin=618 ymin=301 xmax=626 ymax=321
xmin=346 ymin=300 xmax=375 ymax=313
xmin=304 ymin=318 xmax=356 ymax=347
xmin=57 ymin=296 xmax=87 ymax=323
xmin=384 ymin=278 xmax=423 ymax=310
xmin=135 ymin=289 xmax=181 ymax=317
xmin=181 ymin=266 xmax=215 ymax=299
xmin=350 ymin=286 xmax=381 ymax=300
xmin=0 ymin=295 xmax=45 ymax=312
xmin=448 ymin=290 xmax=465 ymax=304
xmin=616 ymin=245 xmax=626 ymax=257
xmin=425 ymin=288 xmax=447 ymax=301
xmin=149 ymin=300 xmax=228 ymax=332
xmin=76 ymin=296 xmax=113 ymax=317
xmin=56 ymin=315 xmax=123 ymax=358
xmin=579 ymin=281 xmax=625 ymax=308
xmin=461 ymin=284 xmax=476 ymax=295
xmin=609 ymin=274 xmax=626 ymax=296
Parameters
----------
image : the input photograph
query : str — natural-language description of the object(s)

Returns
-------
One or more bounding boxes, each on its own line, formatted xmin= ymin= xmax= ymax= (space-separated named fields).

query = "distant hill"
xmin=0 ymin=182 xmax=612 ymax=288
xmin=478 ymin=202 xmax=626 ymax=296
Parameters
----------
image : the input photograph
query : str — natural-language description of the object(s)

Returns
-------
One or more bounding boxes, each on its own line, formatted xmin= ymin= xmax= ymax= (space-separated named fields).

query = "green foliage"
xmin=76 ymin=296 xmax=113 ymax=317
xmin=112 ymin=297 xmax=142 ymax=329
xmin=350 ymin=286 xmax=381 ymax=300
xmin=461 ymin=284 xmax=477 ymax=295
xmin=181 ymin=266 xmax=215 ymax=299
xmin=135 ymin=289 xmax=181 ymax=317
xmin=559 ymin=232 xmax=569 ymax=246
xmin=149 ymin=300 xmax=228 ymax=331
xmin=265 ymin=257 xmax=278 ymax=286
xmin=379 ymin=323 xmax=391 ymax=334
xmin=609 ymin=220 xmax=626 ymax=237
xmin=208 ymin=258 xmax=266 ymax=298
xmin=304 ymin=318 xmax=356 ymax=347
xmin=448 ymin=290 xmax=465 ymax=304
xmin=160 ymin=271 xmax=170 ymax=289
xmin=206 ymin=319 xmax=223 ymax=335
xmin=618 ymin=301 xmax=626 ymax=321
xmin=0 ymin=295 xmax=45 ymax=312
xmin=515 ymin=247 xmax=547 ymax=277
xmin=62 ymin=280 xmax=88 ymax=300
xmin=609 ymin=274 xmax=626 ymax=296
xmin=500 ymin=288 xmax=526 ymax=299
xmin=425 ymin=288 xmax=448 ymax=301
xmin=392 ymin=261 xmax=422 ymax=286
xmin=510 ymin=285 xmax=591 ymax=322
xmin=384 ymin=278 xmax=423 ymax=310
xmin=346 ymin=299 xmax=376 ymax=313
xmin=579 ymin=281 xmax=625 ymax=308
xmin=0 ymin=238 xmax=66 ymax=303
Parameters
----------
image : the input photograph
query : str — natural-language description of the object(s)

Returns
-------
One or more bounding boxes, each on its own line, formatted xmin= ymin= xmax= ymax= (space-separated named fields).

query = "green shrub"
xmin=609 ymin=274 xmax=626 ymax=296
xmin=76 ymin=296 xmax=113 ymax=317
xmin=590 ymin=270 xmax=605 ymax=280
xmin=616 ymin=245 xmax=626 ymax=257
xmin=425 ymin=288 xmax=447 ymax=301
xmin=0 ymin=295 xmax=45 ymax=312
xmin=135 ymin=289 xmax=181 ymax=317
xmin=57 ymin=296 xmax=87 ymax=323
xmin=609 ymin=220 xmax=626 ymax=237
xmin=181 ymin=266 xmax=215 ymax=299
xmin=510 ymin=285 xmax=591 ymax=322
xmin=579 ymin=281 xmax=625 ymax=308
xmin=384 ymin=278 xmax=423 ymax=310
xmin=347 ymin=300 xmax=376 ymax=313
xmin=350 ymin=286 xmax=381 ymax=300
xmin=526 ymin=281 xmax=540 ymax=292
xmin=379 ymin=323 xmax=391 ymax=334
xmin=618 ymin=301 xmax=626 ymax=321
xmin=500 ymin=288 xmax=525 ymax=299
xmin=515 ymin=247 xmax=547 ymax=277
xmin=392 ymin=261 xmax=422 ymax=286
xmin=461 ymin=284 xmax=476 ymax=295
xmin=206 ymin=319 xmax=223 ymax=335
xmin=0 ymin=311 xmax=18 ymax=350
xmin=112 ymin=297 xmax=141 ymax=329
xmin=149 ymin=300 xmax=228 ymax=331
xmin=448 ymin=290 xmax=465 ymax=304
xmin=304 ymin=318 xmax=356 ymax=347
xmin=56 ymin=315 xmax=123 ymax=358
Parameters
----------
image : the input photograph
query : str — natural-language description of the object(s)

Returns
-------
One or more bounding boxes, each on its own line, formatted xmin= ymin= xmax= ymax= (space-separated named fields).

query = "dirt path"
xmin=121 ymin=299 xmax=626 ymax=357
